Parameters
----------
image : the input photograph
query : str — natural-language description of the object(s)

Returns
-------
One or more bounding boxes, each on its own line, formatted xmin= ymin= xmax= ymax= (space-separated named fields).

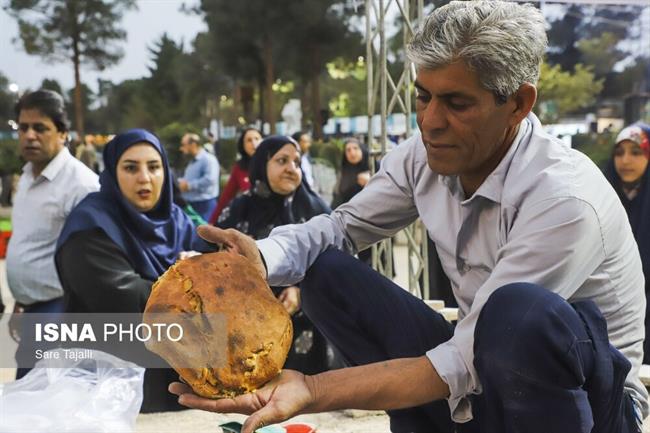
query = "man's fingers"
xmin=178 ymin=392 xmax=258 ymax=414
xmin=241 ymin=406 xmax=284 ymax=433
xmin=168 ymin=381 xmax=192 ymax=395
xmin=170 ymin=382 xmax=260 ymax=414
xmin=197 ymin=225 xmax=233 ymax=246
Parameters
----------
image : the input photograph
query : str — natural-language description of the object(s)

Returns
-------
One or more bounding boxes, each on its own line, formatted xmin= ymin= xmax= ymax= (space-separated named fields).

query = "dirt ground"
xmin=136 ymin=409 xmax=390 ymax=433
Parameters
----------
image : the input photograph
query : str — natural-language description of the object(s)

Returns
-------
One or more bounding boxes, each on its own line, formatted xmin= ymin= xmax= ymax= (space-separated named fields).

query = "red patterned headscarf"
xmin=616 ymin=124 xmax=650 ymax=160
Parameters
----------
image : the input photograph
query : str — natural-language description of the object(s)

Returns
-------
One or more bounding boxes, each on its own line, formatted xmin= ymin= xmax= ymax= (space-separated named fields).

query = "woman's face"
xmin=116 ymin=143 xmax=165 ymax=212
xmin=614 ymin=139 xmax=648 ymax=184
xmin=345 ymin=141 xmax=363 ymax=165
xmin=243 ymin=130 xmax=262 ymax=157
xmin=267 ymin=143 xmax=302 ymax=195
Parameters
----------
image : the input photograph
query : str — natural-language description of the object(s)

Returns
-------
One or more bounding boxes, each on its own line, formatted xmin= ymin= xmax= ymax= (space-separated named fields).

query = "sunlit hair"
xmin=406 ymin=0 xmax=547 ymax=105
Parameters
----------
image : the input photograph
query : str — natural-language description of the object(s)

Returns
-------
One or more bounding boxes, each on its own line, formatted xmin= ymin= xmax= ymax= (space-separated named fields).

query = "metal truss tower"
xmin=365 ymin=0 xmax=430 ymax=298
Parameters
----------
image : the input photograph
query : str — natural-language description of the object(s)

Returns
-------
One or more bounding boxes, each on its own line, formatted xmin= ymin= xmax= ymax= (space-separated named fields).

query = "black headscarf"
xmin=57 ymin=129 xmax=208 ymax=280
xmin=333 ymin=138 xmax=370 ymax=208
xmin=605 ymin=123 xmax=650 ymax=279
xmin=217 ymin=135 xmax=330 ymax=239
xmin=235 ymin=127 xmax=262 ymax=171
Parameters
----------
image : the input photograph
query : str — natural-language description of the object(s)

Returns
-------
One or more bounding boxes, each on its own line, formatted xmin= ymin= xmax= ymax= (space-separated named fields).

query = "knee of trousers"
xmin=474 ymin=282 xmax=592 ymax=387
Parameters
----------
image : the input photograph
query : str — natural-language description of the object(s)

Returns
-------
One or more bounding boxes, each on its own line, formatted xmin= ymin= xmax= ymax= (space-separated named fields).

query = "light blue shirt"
xmin=180 ymin=149 xmax=220 ymax=202
xmin=257 ymin=113 xmax=648 ymax=422
xmin=301 ymin=153 xmax=314 ymax=188
xmin=7 ymin=147 xmax=99 ymax=304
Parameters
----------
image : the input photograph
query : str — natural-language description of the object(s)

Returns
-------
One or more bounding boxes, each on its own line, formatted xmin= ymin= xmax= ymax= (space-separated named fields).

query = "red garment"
xmin=208 ymin=163 xmax=251 ymax=224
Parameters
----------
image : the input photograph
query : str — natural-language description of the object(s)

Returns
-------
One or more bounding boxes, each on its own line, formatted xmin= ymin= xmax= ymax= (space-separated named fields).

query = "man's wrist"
xmin=302 ymin=373 xmax=324 ymax=414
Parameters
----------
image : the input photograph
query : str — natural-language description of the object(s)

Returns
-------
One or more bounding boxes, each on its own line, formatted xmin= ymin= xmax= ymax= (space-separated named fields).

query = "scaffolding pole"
xmin=365 ymin=0 xmax=429 ymax=298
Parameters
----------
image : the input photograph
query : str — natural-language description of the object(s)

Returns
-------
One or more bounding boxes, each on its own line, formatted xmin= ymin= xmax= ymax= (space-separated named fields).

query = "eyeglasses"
xmin=18 ymin=123 xmax=52 ymax=134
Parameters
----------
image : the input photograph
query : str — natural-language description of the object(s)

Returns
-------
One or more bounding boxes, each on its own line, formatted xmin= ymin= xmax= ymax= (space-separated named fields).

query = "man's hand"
xmin=197 ymin=225 xmax=267 ymax=279
xmin=169 ymin=370 xmax=315 ymax=433
xmin=9 ymin=303 xmax=25 ymax=342
xmin=179 ymin=179 xmax=190 ymax=192
xmin=357 ymin=171 xmax=370 ymax=187
xmin=278 ymin=286 xmax=301 ymax=316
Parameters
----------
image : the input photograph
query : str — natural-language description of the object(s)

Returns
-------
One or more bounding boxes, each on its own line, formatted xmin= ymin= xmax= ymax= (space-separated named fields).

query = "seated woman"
xmin=55 ymin=129 xmax=215 ymax=412
xmin=605 ymin=123 xmax=650 ymax=363
xmin=331 ymin=137 xmax=370 ymax=209
xmin=208 ymin=127 xmax=262 ymax=224
xmin=216 ymin=135 xmax=332 ymax=374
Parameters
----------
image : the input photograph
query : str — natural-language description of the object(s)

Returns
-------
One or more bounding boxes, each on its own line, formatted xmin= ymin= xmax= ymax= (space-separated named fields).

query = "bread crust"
xmin=144 ymin=251 xmax=293 ymax=398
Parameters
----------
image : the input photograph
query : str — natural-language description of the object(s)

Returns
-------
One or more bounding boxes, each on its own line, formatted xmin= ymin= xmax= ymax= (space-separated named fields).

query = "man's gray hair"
xmin=406 ymin=1 xmax=547 ymax=104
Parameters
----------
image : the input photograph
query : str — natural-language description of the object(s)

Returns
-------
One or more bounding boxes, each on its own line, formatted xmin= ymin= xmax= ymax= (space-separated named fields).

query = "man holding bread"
xmin=170 ymin=2 xmax=647 ymax=432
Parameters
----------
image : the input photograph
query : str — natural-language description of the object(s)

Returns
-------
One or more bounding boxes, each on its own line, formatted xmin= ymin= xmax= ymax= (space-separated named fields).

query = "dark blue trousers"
xmin=15 ymin=297 xmax=65 ymax=380
xmin=301 ymin=249 xmax=640 ymax=433
xmin=188 ymin=197 xmax=217 ymax=222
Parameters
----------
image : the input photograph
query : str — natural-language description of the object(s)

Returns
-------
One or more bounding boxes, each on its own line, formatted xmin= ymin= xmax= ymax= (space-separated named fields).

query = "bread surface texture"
xmin=144 ymin=251 xmax=293 ymax=398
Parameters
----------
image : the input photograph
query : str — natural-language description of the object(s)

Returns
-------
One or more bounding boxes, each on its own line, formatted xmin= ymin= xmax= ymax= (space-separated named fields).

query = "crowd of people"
xmin=2 ymin=0 xmax=650 ymax=431
xmin=1 ymin=88 xmax=367 ymax=411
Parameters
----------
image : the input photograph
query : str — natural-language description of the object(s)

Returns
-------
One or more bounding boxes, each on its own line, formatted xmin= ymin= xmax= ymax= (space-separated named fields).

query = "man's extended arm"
xmin=258 ymin=137 xmax=422 ymax=286
xmin=306 ymin=356 xmax=449 ymax=413
xmin=170 ymin=355 xmax=449 ymax=433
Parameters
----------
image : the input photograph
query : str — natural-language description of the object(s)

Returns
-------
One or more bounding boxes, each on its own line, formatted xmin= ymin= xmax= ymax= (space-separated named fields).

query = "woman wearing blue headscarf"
xmin=55 ymin=129 xmax=214 ymax=412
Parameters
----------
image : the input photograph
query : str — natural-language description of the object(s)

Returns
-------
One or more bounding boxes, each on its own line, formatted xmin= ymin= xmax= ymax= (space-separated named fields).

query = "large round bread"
xmin=143 ymin=251 xmax=293 ymax=398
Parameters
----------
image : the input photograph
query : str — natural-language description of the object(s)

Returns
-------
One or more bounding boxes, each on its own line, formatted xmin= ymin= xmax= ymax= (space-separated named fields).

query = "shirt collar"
xmin=471 ymin=117 xmax=531 ymax=204
xmin=22 ymin=146 xmax=72 ymax=182
xmin=193 ymin=148 xmax=205 ymax=161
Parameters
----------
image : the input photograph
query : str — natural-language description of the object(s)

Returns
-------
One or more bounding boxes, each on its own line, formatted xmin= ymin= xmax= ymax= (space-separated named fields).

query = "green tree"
xmin=544 ymin=4 xmax=645 ymax=108
xmin=322 ymin=56 xmax=367 ymax=117
xmin=91 ymin=78 xmax=147 ymax=132
xmin=200 ymin=0 xmax=294 ymax=131
xmin=576 ymin=32 xmax=626 ymax=77
xmin=282 ymin=0 xmax=363 ymax=138
xmin=175 ymin=32 xmax=232 ymax=127
xmin=0 ymin=73 xmax=18 ymax=133
xmin=7 ymin=0 xmax=136 ymax=137
xmin=535 ymin=61 xmax=603 ymax=123
xmin=142 ymin=34 xmax=185 ymax=128
xmin=546 ymin=5 xmax=637 ymax=71
xmin=66 ymin=83 xmax=96 ymax=133
xmin=40 ymin=78 xmax=64 ymax=96
xmin=199 ymin=0 xmax=363 ymax=136
xmin=157 ymin=121 xmax=200 ymax=171
xmin=602 ymin=57 xmax=650 ymax=99
xmin=89 ymin=32 xmax=232 ymax=134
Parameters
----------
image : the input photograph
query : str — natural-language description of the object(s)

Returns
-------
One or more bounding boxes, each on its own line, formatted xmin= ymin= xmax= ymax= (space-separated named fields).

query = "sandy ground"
xmin=136 ymin=409 xmax=389 ymax=433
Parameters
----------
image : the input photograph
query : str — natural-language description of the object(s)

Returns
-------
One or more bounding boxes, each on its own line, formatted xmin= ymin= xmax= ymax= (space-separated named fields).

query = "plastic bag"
xmin=0 ymin=349 xmax=145 ymax=433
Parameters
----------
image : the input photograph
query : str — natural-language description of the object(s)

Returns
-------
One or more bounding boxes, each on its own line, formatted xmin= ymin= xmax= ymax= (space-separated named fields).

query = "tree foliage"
xmin=536 ymin=61 xmax=603 ymax=123
xmin=6 ymin=0 xmax=135 ymax=136
xmin=576 ymin=32 xmax=626 ymax=77
xmin=198 ymin=0 xmax=363 ymax=136
xmin=0 ymin=73 xmax=17 ymax=133
xmin=40 ymin=78 xmax=63 ymax=95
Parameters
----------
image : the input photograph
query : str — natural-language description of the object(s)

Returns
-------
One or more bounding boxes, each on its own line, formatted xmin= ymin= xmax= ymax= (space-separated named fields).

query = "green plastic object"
xmin=0 ymin=219 xmax=11 ymax=232
xmin=218 ymin=421 xmax=287 ymax=433
xmin=219 ymin=422 xmax=242 ymax=433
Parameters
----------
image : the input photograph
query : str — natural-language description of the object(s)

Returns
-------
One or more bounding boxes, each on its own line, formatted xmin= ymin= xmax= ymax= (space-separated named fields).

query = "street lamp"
xmin=8 ymin=83 xmax=19 ymax=94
